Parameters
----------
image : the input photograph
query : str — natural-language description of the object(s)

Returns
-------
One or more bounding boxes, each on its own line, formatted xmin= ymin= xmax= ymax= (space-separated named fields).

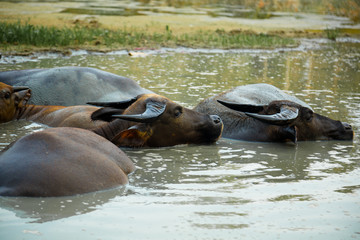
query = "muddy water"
xmin=0 ymin=41 xmax=360 ymax=239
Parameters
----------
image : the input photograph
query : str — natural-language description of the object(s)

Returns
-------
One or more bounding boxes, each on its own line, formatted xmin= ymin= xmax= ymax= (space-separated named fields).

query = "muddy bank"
xmin=2 ymin=38 xmax=360 ymax=65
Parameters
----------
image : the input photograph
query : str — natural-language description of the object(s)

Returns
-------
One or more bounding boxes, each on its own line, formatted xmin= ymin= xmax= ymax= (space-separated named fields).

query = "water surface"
xmin=0 ymin=41 xmax=359 ymax=239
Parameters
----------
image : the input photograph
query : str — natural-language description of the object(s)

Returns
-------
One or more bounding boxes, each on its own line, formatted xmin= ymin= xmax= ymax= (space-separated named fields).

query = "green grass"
xmin=0 ymin=21 xmax=298 ymax=51
xmin=324 ymin=27 xmax=340 ymax=41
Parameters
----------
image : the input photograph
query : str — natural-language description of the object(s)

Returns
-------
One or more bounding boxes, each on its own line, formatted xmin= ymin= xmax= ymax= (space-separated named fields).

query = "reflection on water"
xmin=0 ymin=186 xmax=128 ymax=223
xmin=0 ymin=42 xmax=359 ymax=239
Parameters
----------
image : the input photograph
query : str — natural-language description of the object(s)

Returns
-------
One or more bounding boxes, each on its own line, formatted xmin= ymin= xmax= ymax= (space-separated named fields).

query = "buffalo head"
xmin=0 ymin=82 xmax=31 ymax=123
xmin=218 ymin=99 xmax=353 ymax=142
xmin=89 ymin=94 xmax=223 ymax=147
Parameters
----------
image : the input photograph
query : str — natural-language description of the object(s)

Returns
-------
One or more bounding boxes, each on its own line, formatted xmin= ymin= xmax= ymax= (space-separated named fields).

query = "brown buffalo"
xmin=0 ymin=127 xmax=135 ymax=197
xmin=194 ymin=84 xmax=353 ymax=142
xmin=0 ymin=82 xmax=104 ymax=129
xmin=0 ymin=83 xmax=223 ymax=197
xmin=1 ymin=82 xmax=223 ymax=147
xmin=90 ymin=93 xmax=223 ymax=147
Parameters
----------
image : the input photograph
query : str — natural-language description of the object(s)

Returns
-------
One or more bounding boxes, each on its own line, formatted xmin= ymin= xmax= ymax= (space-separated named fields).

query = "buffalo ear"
xmin=111 ymin=125 xmax=152 ymax=148
xmin=13 ymin=86 xmax=30 ymax=92
xmin=14 ymin=89 xmax=31 ymax=107
xmin=91 ymin=108 xmax=125 ymax=122
xmin=282 ymin=126 xmax=297 ymax=143
xmin=217 ymin=100 xmax=264 ymax=113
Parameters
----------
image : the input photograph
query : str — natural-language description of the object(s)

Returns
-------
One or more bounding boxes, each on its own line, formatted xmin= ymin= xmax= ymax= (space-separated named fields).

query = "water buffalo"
xmin=90 ymin=93 xmax=223 ymax=147
xmin=0 ymin=82 xmax=105 ymax=129
xmin=1 ymin=82 xmax=223 ymax=147
xmin=0 ymin=66 xmax=152 ymax=106
xmin=0 ymin=127 xmax=135 ymax=197
xmin=194 ymin=84 xmax=353 ymax=142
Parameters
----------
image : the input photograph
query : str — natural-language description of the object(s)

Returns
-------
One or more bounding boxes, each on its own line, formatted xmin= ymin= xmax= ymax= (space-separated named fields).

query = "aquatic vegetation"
xmin=325 ymin=27 xmax=340 ymax=41
xmin=0 ymin=21 xmax=297 ymax=51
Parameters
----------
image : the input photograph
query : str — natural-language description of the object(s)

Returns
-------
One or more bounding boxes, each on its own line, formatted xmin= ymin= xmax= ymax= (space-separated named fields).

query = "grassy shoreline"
xmin=0 ymin=21 xmax=299 ymax=55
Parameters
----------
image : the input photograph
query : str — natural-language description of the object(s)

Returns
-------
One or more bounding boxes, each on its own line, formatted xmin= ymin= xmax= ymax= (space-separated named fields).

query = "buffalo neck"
xmin=16 ymin=104 xmax=66 ymax=123
xmin=92 ymin=119 xmax=133 ymax=141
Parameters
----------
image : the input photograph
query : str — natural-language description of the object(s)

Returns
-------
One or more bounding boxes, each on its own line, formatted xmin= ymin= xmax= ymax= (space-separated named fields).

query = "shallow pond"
xmin=0 ymin=41 xmax=360 ymax=239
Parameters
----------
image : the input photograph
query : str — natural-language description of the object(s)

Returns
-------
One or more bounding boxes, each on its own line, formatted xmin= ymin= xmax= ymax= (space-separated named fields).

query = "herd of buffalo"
xmin=0 ymin=67 xmax=354 ymax=197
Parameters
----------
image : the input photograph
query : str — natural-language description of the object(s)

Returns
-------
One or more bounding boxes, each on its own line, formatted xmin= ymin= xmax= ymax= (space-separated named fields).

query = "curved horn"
xmin=13 ymin=86 xmax=29 ymax=92
xmin=112 ymin=101 xmax=166 ymax=123
xmin=245 ymin=107 xmax=299 ymax=125
xmin=217 ymin=100 xmax=264 ymax=113
xmin=87 ymin=97 xmax=137 ymax=109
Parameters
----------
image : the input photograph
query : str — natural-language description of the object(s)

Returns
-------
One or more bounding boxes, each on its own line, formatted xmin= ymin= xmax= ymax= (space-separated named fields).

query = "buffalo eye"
xmin=174 ymin=107 xmax=183 ymax=118
xmin=3 ymin=91 xmax=11 ymax=99
xmin=304 ymin=109 xmax=313 ymax=122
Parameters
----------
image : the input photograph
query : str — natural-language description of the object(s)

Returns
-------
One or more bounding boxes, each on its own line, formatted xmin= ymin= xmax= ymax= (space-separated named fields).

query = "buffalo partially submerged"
xmin=0 ymin=82 xmax=105 ymax=129
xmin=0 ymin=84 xmax=223 ymax=197
xmin=90 ymin=93 xmax=223 ymax=147
xmin=194 ymin=84 xmax=353 ymax=142
xmin=0 ymin=127 xmax=135 ymax=197
xmin=0 ymin=66 xmax=152 ymax=106
xmin=0 ymin=82 xmax=223 ymax=147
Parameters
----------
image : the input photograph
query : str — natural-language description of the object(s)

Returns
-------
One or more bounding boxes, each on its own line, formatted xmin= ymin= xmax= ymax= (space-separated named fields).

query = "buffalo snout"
xmin=202 ymin=114 xmax=223 ymax=143
xmin=210 ymin=115 xmax=222 ymax=125
xmin=343 ymin=122 xmax=352 ymax=130
xmin=336 ymin=121 xmax=354 ymax=140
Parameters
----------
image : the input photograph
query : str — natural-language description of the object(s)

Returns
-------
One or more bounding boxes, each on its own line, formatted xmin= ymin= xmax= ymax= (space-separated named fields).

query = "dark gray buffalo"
xmin=0 ymin=66 xmax=152 ymax=106
xmin=194 ymin=83 xmax=353 ymax=142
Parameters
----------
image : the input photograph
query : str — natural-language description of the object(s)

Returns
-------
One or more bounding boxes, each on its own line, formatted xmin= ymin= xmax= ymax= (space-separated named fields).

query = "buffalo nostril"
xmin=343 ymin=122 xmax=352 ymax=130
xmin=210 ymin=115 xmax=222 ymax=124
